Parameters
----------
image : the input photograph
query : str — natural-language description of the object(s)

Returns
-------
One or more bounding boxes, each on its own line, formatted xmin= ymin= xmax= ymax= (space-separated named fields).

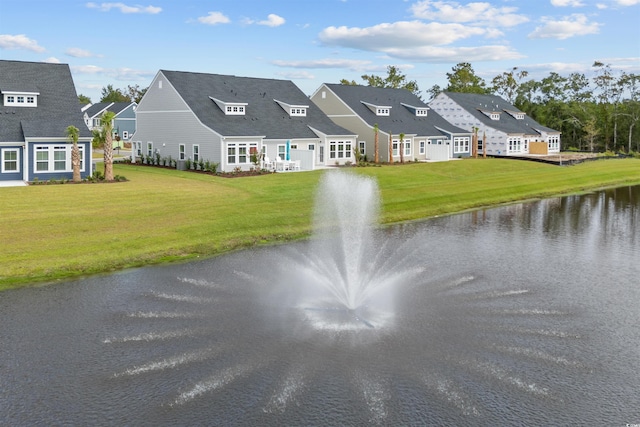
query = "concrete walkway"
xmin=0 ymin=180 xmax=27 ymax=187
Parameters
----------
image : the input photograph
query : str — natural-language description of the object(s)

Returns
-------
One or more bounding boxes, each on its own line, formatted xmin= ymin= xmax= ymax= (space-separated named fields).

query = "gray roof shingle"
xmin=0 ymin=60 xmax=92 ymax=142
xmin=324 ymin=83 xmax=469 ymax=136
xmin=161 ymin=70 xmax=353 ymax=139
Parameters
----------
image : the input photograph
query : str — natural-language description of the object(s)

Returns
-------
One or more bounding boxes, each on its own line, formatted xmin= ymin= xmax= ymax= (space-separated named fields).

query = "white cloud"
xmin=529 ymin=14 xmax=601 ymax=39
xmin=615 ymin=0 xmax=640 ymax=5
xmin=44 ymin=57 xmax=62 ymax=64
xmin=276 ymin=71 xmax=315 ymax=80
xmin=258 ymin=14 xmax=285 ymax=27
xmin=71 ymin=65 xmax=105 ymax=74
xmin=86 ymin=2 xmax=162 ymax=14
xmin=550 ymin=0 xmax=585 ymax=6
xmin=410 ymin=0 xmax=529 ymax=27
xmin=272 ymin=58 xmax=375 ymax=70
xmin=198 ymin=11 xmax=231 ymax=25
xmin=0 ymin=34 xmax=46 ymax=52
xmin=65 ymin=47 xmax=96 ymax=58
xmin=383 ymin=44 xmax=525 ymax=62
xmin=319 ymin=21 xmax=487 ymax=51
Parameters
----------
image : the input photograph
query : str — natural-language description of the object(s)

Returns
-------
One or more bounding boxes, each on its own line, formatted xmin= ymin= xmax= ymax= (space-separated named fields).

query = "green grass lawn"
xmin=1 ymin=158 xmax=639 ymax=290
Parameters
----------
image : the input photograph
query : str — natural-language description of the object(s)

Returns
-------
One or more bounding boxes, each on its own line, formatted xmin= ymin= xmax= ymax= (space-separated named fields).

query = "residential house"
xmin=82 ymin=101 xmax=137 ymax=145
xmin=429 ymin=92 xmax=561 ymax=156
xmin=132 ymin=70 xmax=356 ymax=172
xmin=310 ymin=84 xmax=471 ymax=162
xmin=0 ymin=60 xmax=93 ymax=183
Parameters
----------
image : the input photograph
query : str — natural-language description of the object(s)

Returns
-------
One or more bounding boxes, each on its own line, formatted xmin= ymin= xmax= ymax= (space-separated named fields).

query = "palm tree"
xmin=388 ymin=132 xmax=394 ymax=164
xmin=100 ymin=111 xmax=116 ymax=181
xmin=65 ymin=125 xmax=82 ymax=182
xmin=399 ymin=132 xmax=405 ymax=163
xmin=373 ymin=123 xmax=379 ymax=163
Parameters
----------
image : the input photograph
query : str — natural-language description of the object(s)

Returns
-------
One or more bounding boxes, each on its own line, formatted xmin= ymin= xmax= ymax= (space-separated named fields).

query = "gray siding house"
xmin=429 ymin=92 xmax=561 ymax=156
xmin=82 ymin=101 xmax=137 ymax=144
xmin=310 ymin=84 xmax=471 ymax=162
xmin=0 ymin=60 xmax=92 ymax=183
xmin=132 ymin=70 xmax=355 ymax=172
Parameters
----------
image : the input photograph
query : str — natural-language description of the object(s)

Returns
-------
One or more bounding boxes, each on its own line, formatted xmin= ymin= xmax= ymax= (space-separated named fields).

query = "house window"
xmin=227 ymin=142 xmax=256 ymax=164
xmin=2 ymin=149 xmax=19 ymax=172
xmin=478 ymin=139 xmax=483 ymax=151
xmin=277 ymin=144 xmax=286 ymax=160
xmin=392 ymin=141 xmax=399 ymax=157
xmin=359 ymin=141 xmax=366 ymax=157
xmin=147 ymin=142 xmax=153 ymax=157
xmin=490 ymin=113 xmax=500 ymax=120
xmin=415 ymin=109 xmax=428 ymax=116
xmin=179 ymin=144 xmax=185 ymax=160
xmin=224 ymin=105 xmax=246 ymax=115
xmin=33 ymin=145 xmax=84 ymax=173
xmin=93 ymin=118 xmax=101 ymax=127
xmin=290 ymin=108 xmax=306 ymax=116
xmin=508 ymin=137 xmax=522 ymax=153
xmin=36 ymin=147 xmax=49 ymax=171
xmin=404 ymin=140 xmax=411 ymax=157
xmin=376 ymin=108 xmax=390 ymax=116
xmin=54 ymin=146 xmax=66 ymax=170
xmin=136 ymin=142 xmax=142 ymax=156
xmin=227 ymin=144 xmax=236 ymax=164
xmin=453 ymin=137 xmax=470 ymax=153
xmin=328 ymin=141 xmax=351 ymax=160
xmin=3 ymin=92 xmax=38 ymax=107
xmin=419 ymin=140 xmax=425 ymax=155
xmin=193 ymin=145 xmax=199 ymax=162
xmin=238 ymin=144 xmax=247 ymax=163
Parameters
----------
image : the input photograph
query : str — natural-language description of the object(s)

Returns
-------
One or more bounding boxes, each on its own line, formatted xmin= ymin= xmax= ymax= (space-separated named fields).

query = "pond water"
xmin=1 ymin=185 xmax=639 ymax=426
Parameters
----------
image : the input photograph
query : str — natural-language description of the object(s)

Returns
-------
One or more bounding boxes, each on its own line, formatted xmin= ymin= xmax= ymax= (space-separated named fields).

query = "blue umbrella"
xmin=286 ymin=140 xmax=290 ymax=161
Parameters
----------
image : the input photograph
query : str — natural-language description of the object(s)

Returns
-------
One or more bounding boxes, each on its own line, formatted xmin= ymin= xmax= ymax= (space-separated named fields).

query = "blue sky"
xmin=1 ymin=0 xmax=639 ymax=102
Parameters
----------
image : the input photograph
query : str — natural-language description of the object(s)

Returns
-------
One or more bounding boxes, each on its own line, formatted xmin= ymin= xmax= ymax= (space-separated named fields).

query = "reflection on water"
xmin=0 ymin=186 xmax=639 ymax=426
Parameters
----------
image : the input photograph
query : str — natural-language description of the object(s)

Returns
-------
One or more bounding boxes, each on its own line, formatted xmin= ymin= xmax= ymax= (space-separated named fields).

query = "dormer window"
xmin=490 ymin=113 xmax=500 ymax=120
xmin=362 ymin=101 xmax=391 ymax=117
xmin=504 ymin=109 xmax=526 ymax=120
xmin=3 ymin=90 xmax=39 ymax=107
xmin=274 ymin=99 xmax=308 ymax=117
xmin=210 ymin=97 xmax=247 ymax=115
xmin=401 ymin=103 xmax=428 ymax=117
xmin=225 ymin=105 xmax=245 ymax=114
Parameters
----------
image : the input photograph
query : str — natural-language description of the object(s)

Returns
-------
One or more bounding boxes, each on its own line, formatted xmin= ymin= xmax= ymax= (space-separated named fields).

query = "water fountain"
xmin=279 ymin=171 xmax=423 ymax=331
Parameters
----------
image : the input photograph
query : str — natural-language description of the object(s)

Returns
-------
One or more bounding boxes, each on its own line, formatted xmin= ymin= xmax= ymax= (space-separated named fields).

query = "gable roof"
xmin=160 ymin=70 xmax=353 ymax=139
xmin=439 ymin=92 xmax=559 ymax=135
xmin=84 ymin=102 xmax=135 ymax=118
xmin=0 ymin=60 xmax=92 ymax=142
xmin=322 ymin=83 xmax=469 ymax=137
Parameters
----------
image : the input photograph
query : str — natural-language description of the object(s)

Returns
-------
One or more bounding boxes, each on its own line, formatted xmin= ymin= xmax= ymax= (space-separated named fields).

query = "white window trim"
xmin=453 ymin=137 xmax=470 ymax=154
xmin=179 ymin=144 xmax=186 ymax=160
xmin=3 ymin=90 xmax=39 ymax=107
xmin=1 ymin=148 xmax=20 ymax=173
xmin=33 ymin=144 xmax=85 ymax=174
xmin=192 ymin=144 xmax=200 ymax=162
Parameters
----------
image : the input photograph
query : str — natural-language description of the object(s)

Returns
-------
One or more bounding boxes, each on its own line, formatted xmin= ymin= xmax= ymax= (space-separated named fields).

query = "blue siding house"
xmin=0 ymin=60 xmax=93 ymax=183
xmin=83 ymin=101 xmax=137 ymax=145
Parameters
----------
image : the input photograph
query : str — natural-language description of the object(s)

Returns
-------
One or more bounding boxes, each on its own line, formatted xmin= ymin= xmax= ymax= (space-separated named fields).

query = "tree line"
xmin=342 ymin=63 xmax=640 ymax=153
